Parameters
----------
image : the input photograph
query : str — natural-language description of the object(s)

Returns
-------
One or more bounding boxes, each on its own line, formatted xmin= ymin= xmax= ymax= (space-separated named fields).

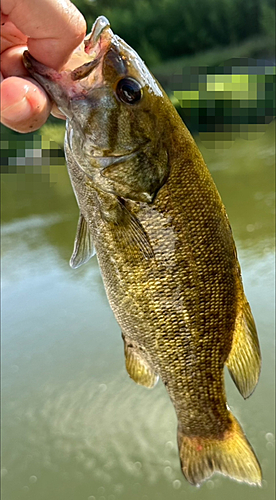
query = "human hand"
xmin=0 ymin=0 xmax=86 ymax=133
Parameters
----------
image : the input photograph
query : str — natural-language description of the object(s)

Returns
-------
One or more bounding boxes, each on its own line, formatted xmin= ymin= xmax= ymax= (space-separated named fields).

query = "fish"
xmin=23 ymin=15 xmax=262 ymax=487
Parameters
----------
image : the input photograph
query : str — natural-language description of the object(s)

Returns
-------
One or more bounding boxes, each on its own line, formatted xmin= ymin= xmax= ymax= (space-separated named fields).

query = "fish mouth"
xmin=23 ymin=49 xmax=101 ymax=87
xmin=22 ymin=16 xmax=114 ymax=112
xmin=84 ymin=16 xmax=111 ymax=56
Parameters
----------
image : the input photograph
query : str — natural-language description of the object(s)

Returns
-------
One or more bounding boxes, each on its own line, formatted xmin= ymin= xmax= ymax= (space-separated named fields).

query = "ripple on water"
xmin=265 ymin=432 xmax=274 ymax=442
xmin=173 ymin=479 xmax=181 ymax=489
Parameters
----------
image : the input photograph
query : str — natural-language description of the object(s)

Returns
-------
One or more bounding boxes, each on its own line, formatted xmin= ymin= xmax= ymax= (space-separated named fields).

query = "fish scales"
xmin=66 ymin=130 xmax=233 ymax=436
xmin=23 ymin=15 xmax=262 ymax=487
xmin=90 ymin=136 xmax=236 ymax=437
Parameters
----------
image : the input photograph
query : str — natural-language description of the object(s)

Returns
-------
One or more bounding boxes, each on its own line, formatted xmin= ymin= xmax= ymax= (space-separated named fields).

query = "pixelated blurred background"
xmin=1 ymin=1 xmax=275 ymax=500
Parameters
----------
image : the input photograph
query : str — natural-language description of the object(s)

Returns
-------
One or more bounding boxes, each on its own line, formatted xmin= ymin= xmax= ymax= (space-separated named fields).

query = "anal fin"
xmin=70 ymin=213 xmax=95 ymax=269
xmin=226 ymin=299 xmax=261 ymax=399
xmin=123 ymin=335 xmax=159 ymax=389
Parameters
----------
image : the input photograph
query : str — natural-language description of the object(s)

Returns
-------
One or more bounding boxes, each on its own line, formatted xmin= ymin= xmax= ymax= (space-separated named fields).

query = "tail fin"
xmin=177 ymin=413 xmax=262 ymax=487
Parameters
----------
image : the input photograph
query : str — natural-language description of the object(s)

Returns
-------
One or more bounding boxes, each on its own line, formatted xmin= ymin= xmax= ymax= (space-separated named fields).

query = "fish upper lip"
xmin=84 ymin=16 xmax=111 ymax=54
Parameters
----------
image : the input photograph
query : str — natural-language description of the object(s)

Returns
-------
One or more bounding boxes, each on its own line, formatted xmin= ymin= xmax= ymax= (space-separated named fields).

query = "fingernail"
xmin=1 ymin=96 xmax=33 ymax=123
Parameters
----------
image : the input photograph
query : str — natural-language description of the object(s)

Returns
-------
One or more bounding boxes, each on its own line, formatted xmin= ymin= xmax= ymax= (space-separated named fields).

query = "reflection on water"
xmin=1 ymin=122 xmax=275 ymax=500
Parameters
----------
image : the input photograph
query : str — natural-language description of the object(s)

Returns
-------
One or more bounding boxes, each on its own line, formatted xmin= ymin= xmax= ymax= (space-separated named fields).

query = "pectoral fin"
xmin=123 ymin=335 xmax=159 ymax=389
xmin=70 ymin=213 xmax=95 ymax=268
xmin=117 ymin=200 xmax=154 ymax=260
xmin=226 ymin=299 xmax=261 ymax=399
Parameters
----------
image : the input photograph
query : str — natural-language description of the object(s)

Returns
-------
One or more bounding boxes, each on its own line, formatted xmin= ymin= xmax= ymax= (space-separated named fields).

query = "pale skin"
xmin=0 ymin=0 xmax=86 ymax=132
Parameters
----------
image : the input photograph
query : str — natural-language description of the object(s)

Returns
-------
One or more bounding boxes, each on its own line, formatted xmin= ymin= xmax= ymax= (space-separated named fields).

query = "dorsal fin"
xmin=226 ymin=299 xmax=261 ymax=399
xmin=70 ymin=213 xmax=95 ymax=269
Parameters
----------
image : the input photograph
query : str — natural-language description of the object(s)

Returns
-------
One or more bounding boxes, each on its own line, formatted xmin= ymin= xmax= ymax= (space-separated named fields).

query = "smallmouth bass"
xmin=23 ymin=16 xmax=262 ymax=486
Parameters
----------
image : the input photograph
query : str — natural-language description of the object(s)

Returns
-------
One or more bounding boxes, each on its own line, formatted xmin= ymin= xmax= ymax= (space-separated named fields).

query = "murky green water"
xmin=1 ymin=121 xmax=275 ymax=500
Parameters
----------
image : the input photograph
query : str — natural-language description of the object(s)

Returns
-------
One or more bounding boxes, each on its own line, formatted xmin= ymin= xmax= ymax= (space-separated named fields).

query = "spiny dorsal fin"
xmin=70 ymin=213 xmax=95 ymax=269
xmin=226 ymin=299 xmax=261 ymax=399
xmin=123 ymin=335 xmax=159 ymax=389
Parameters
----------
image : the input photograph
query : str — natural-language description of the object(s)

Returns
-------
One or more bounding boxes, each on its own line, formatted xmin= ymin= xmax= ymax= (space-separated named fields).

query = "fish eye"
xmin=115 ymin=77 xmax=142 ymax=105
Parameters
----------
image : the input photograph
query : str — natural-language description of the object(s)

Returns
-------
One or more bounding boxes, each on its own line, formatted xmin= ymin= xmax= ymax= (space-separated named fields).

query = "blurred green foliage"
xmin=1 ymin=0 xmax=275 ymax=159
xmin=73 ymin=0 xmax=275 ymax=66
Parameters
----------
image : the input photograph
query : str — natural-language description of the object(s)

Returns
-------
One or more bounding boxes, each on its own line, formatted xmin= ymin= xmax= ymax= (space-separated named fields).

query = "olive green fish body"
xmin=23 ymin=16 xmax=262 ymax=486
xmin=66 ymin=113 xmax=236 ymax=437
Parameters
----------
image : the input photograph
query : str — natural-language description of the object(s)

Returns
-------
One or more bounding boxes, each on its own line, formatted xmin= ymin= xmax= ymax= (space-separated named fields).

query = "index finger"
xmin=1 ymin=0 xmax=86 ymax=69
